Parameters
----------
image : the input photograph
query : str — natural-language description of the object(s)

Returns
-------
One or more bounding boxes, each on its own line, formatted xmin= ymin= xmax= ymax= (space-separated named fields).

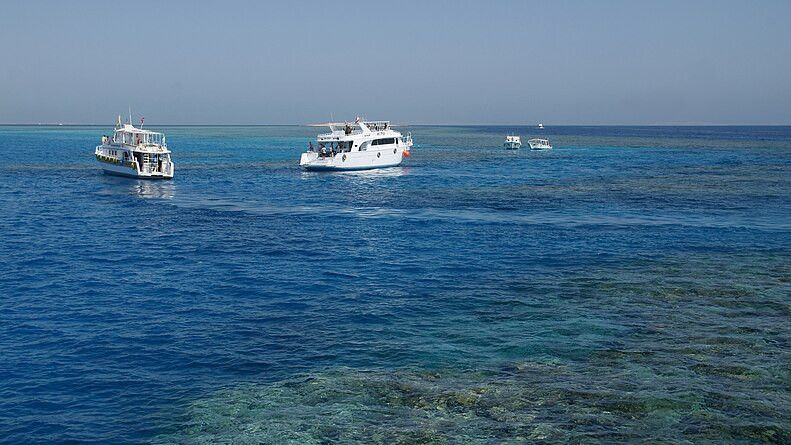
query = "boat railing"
xmin=318 ymin=129 xmax=365 ymax=138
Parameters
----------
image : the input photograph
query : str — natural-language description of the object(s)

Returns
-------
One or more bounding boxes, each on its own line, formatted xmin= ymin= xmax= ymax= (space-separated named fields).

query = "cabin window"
xmin=371 ymin=138 xmax=395 ymax=146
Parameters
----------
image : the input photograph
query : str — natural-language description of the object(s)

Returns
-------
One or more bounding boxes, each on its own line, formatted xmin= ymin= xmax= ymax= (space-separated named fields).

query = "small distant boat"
xmin=528 ymin=138 xmax=552 ymax=150
xmin=300 ymin=119 xmax=412 ymax=171
xmin=95 ymin=115 xmax=174 ymax=179
xmin=538 ymin=123 xmax=544 ymax=129
xmin=504 ymin=135 xmax=522 ymax=149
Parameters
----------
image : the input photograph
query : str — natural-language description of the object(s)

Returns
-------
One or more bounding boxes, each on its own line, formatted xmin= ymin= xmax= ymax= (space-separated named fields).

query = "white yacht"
xmin=504 ymin=135 xmax=522 ymax=149
xmin=95 ymin=116 xmax=174 ymax=179
xmin=299 ymin=119 xmax=412 ymax=171
xmin=538 ymin=123 xmax=545 ymax=129
xmin=528 ymin=138 xmax=552 ymax=150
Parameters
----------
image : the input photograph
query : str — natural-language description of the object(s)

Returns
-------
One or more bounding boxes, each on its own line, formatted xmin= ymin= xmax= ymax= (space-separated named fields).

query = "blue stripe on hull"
xmin=301 ymin=162 xmax=402 ymax=172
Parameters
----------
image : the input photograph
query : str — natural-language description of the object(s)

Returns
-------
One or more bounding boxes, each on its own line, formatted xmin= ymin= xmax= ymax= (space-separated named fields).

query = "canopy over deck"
xmin=108 ymin=123 xmax=167 ymax=147
xmin=114 ymin=124 xmax=164 ymax=137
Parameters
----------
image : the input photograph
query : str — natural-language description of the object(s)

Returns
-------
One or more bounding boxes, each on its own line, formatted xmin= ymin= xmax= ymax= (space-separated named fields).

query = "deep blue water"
xmin=0 ymin=125 xmax=789 ymax=444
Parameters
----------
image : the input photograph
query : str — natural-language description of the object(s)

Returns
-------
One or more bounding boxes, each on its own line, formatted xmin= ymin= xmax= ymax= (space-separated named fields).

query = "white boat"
xmin=538 ymin=123 xmax=544 ymax=129
xmin=299 ymin=119 xmax=412 ymax=171
xmin=527 ymin=138 xmax=552 ymax=150
xmin=504 ymin=135 xmax=522 ymax=149
xmin=95 ymin=116 xmax=174 ymax=179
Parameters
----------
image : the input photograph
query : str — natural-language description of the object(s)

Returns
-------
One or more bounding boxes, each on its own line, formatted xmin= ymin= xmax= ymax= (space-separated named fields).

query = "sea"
xmin=0 ymin=125 xmax=789 ymax=444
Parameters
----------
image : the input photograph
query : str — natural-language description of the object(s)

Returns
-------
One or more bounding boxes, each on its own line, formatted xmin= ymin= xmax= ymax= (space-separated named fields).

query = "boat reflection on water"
xmin=301 ymin=166 xmax=410 ymax=180
xmin=340 ymin=166 xmax=410 ymax=179
xmin=129 ymin=179 xmax=176 ymax=199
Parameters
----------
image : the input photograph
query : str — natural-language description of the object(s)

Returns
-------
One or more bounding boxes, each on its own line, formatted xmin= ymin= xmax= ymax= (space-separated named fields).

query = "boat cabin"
xmin=105 ymin=124 xmax=166 ymax=147
xmin=308 ymin=120 xmax=403 ymax=158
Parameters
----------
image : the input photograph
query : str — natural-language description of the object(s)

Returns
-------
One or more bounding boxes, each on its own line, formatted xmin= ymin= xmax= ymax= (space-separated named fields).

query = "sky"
xmin=1 ymin=0 xmax=790 ymax=125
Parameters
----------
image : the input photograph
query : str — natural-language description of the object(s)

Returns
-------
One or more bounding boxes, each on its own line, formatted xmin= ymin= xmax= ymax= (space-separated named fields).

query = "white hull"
xmin=300 ymin=148 xmax=404 ymax=171
xmin=100 ymin=161 xmax=173 ymax=179
xmin=527 ymin=138 xmax=552 ymax=150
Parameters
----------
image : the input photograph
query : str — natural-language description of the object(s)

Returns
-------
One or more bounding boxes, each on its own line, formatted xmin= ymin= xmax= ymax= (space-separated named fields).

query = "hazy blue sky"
xmin=1 ymin=0 xmax=789 ymax=124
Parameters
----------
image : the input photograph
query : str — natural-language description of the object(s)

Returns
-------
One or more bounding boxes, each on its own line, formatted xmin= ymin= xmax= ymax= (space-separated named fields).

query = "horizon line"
xmin=2 ymin=123 xmax=791 ymax=127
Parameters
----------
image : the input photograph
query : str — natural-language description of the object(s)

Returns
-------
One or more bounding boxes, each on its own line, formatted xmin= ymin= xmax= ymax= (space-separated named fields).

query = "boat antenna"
xmin=128 ymin=106 xmax=132 ymax=125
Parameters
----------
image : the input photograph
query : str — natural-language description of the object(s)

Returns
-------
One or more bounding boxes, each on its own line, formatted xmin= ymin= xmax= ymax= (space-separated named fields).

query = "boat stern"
xmin=300 ymin=151 xmax=337 ymax=170
xmin=300 ymin=151 xmax=318 ymax=167
xmin=161 ymin=160 xmax=175 ymax=179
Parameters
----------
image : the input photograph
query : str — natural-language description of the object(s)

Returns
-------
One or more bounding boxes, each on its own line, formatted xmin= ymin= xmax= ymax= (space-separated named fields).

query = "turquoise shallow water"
xmin=0 ymin=125 xmax=789 ymax=443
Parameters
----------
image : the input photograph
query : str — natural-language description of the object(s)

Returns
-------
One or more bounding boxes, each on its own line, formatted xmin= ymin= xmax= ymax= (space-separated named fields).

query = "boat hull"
xmin=98 ymin=161 xmax=173 ymax=179
xmin=504 ymin=142 xmax=521 ymax=150
xmin=301 ymin=162 xmax=402 ymax=172
xmin=300 ymin=149 xmax=404 ymax=171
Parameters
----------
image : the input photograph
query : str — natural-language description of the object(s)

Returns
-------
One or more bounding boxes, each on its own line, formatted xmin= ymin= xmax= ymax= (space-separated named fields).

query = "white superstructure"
xmin=95 ymin=116 xmax=174 ymax=179
xmin=528 ymin=138 xmax=552 ymax=150
xmin=504 ymin=135 xmax=522 ymax=149
xmin=299 ymin=119 xmax=412 ymax=171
